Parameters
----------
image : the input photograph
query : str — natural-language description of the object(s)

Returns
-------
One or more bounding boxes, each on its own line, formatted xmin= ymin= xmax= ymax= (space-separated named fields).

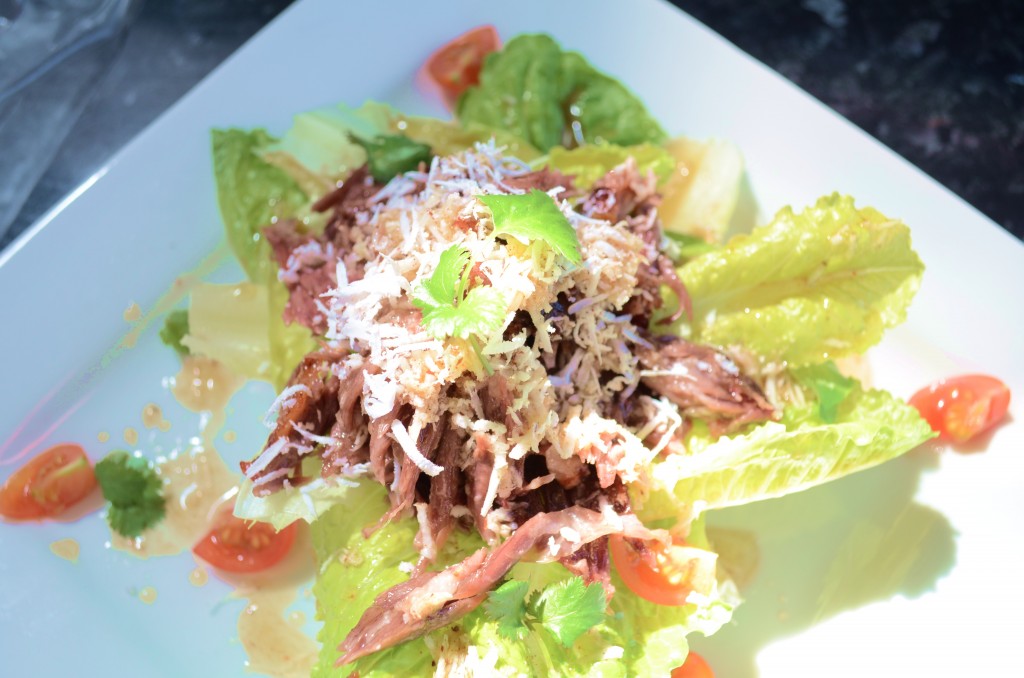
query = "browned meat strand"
xmin=321 ymin=360 xmax=370 ymax=473
xmin=580 ymin=160 xmax=692 ymax=328
xmin=560 ymin=537 xmax=613 ymax=597
xmin=466 ymin=433 xmax=495 ymax=541
xmin=636 ymin=334 xmax=775 ymax=431
xmin=241 ymin=350 xmax=343 ymax=494
xmin=428 ymin=419 xmax=465 ymax=550
xmin=263 ymin=222 xmax=338 ymax=335
xmin=503 ymin=167 xmax=576 ymax=194
xmin=336 ymin=506 xmax=666 ymax=666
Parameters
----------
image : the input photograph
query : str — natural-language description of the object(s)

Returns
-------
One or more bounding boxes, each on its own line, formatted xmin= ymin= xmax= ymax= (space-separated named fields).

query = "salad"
xmin=6 ymin=26 xmax=1013 ymax=678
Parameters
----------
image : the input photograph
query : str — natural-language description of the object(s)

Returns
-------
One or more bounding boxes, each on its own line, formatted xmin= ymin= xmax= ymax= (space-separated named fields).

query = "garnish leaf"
xmin=94 ymin=450 xmax=166 ymax=538
xmin=679 ymin=194 xmax=925 ymax=366
xmin=412 ymin=245 xmax=506 ymax=342
xmin=528 ymin=576 xmax=607 ymax=647
xmin=484 ymin=579 xmax=531 ymax=641
xmin=159 ymin=309 xmax=191 ymax=358
xmin=351 ymin=133 xmax=432 ymax=183
xmin=480 ymin=190 xmax=581 ymax=266
xmin=793 ymin=361 xmax=856 ymax=423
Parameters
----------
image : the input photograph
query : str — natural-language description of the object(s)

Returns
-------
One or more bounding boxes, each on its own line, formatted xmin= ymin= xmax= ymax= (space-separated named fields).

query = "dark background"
xmin=4 ymin=0 xmax=1022 ymax=248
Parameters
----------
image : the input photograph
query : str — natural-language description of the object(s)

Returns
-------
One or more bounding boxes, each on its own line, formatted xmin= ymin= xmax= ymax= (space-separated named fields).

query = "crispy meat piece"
xmin=321 ymin=361 xmax=370 ymax=473
xmin=336 ymin=506 xmax=665 ymax=665
xmin=428 ymin=419 xmax=464 ymax=550
xmin=636 ymin=334 xmax=775 ymax=430
xmin=241 ymin=349 xmax=343 ymax=494
xmin=263 ymin=222 xmax=339 ymax=335
xmin=559 ymin=537 xmax=614 ymax=598
xmin=503 ymin=167 xmax=576 ymax=194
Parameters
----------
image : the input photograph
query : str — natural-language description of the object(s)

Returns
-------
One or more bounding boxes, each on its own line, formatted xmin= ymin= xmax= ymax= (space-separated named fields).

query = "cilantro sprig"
xmin=480 ymin=190 xmax=582 ymax=266
xmin=412 ymin=245 xmax=507 ymax=371
xmin=94 ymin=450 xmax=166 ymax=538
xmin=484 ymin=576 xmax=607 ymax=647
xmin=159 ymin=309 xmax=191 ymax=358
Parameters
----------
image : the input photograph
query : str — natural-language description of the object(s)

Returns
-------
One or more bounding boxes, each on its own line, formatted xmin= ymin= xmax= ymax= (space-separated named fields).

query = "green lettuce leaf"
xmin=310 ymin=481 xmax=734 ymax=677
xmin=541 ymin=143 xmax=676 ymax=189
xmin=183 ymin=281 xmax=314 ymax=389
xmin=793 ymin=361 xmax=856 ymax=423
xmin=234 ymin=471 xmax=360 ymax=531
xmin=679 ymin=194 xmax=925 ymax=366
xmin=211 ymin=128 xmax=309 ymax=284
xmin=645 ymin=379 xmax=935 ymax=516
xmin=457 ymin=34 xmax=665 ymax=152
xmin=351 ymin=133 xmax=433 ymax=183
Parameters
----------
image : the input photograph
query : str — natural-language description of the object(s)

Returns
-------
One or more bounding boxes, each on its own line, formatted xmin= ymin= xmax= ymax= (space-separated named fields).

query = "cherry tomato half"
xmin=0 ymin=443 xmax=97 ymax=520
xmin=193 ymin=511 xmax=297 ymax=573
xmin=909 ymin=374 xmax=1011 ymax=443
xmin=672 ymin=652 xmax=715 ymax=678
xmin=609 ymin=535 xmax=717 ymax=606
xmin=425 ymin=25 xmax=500 ymax=107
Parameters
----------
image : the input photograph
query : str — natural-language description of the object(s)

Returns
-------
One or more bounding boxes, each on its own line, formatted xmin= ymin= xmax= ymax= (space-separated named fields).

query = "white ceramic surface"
xmin=1 ymin=1 xmax=1022 ymax=676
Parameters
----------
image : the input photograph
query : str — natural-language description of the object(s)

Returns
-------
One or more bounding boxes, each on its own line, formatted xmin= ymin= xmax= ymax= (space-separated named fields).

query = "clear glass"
xmin=0 ymin=0 xmax=138 ymax=239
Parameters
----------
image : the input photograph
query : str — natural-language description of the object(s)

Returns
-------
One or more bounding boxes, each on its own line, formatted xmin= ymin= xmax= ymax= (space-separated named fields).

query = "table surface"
xmin=3 ymin=0 xmax=1021 ymax=250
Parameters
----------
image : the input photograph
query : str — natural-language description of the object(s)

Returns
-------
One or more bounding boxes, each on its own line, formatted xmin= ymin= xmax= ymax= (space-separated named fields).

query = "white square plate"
xmin=2 ymin=1 xmax=1022 ymax=676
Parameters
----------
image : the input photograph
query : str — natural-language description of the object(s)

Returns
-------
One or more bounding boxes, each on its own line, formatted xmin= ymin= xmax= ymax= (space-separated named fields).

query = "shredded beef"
xmin=262 ymin=222 xmax=338 ymax=334
xmin=336 ymin=506 xmax=665 ymax=665
xmin=503 ymin=167 xmax=576 ymax=194
xmin=321 ymin=361 xmax=370 ymax=473
xmin=428 ymin=420 xmax=465 ymax=550
xmin=241 ymin=349 xmax=343 ymax=494
xmin=636 ymin=334 xmax=775 ymax=431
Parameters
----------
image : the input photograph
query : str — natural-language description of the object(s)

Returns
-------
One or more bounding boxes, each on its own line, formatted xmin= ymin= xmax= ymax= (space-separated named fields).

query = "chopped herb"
xmin=412 ymin=245 xmax=507 ymax=343
xmin=484 ymin=576 xmax=607 ymax=647
xmin=351 ymin=133 xmax=432 ymax=182
xmin=793 ymin=361 xmax=857 ymax=423
xmin=159 ymin=309 xmax=191 ymax=358
xmin=480 ymin=190 xmax=581 ymax=266
xmin=94 ymin=450 xmax=166 ymax=538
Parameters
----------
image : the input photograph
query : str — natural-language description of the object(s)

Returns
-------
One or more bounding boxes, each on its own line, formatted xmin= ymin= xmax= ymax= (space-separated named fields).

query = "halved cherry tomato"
xmin=425 ymin=25 xmax=500 ymax=107
xmin=609 ymin=535 xmax=717 ymax=606
xmin=672 ymin=652 xmax=715 ymax=678
xmin=909 ymin=374 xmax=1011 ymax=443
xmin=193 ymin=510 xmax=297 ymax=573
xmin=0 ymin=443 xmax=97 ymax=520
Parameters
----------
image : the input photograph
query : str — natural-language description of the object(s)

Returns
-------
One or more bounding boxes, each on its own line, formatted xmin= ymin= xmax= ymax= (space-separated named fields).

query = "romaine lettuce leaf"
xmin=234 ymin=474 xmax=359 ymax=532
xmin=183 ymin=281 xmax=314 ymax=389
xmin=542 ymin=143 xmax=676 ymax=188
xmin=643 ymin=378 xmax=935 ymax=517
xmin=679 ymin=194 xmax=925 ymax=366
xmin=211 ymin=128 xmax=309 ymax=284
xmin=457 ymin=35 xmax=665 ymax=152
xmin=310 ymin=482 xmax=734 ymax=677
xmin=658 ymin=137 xmax=744 ymax=241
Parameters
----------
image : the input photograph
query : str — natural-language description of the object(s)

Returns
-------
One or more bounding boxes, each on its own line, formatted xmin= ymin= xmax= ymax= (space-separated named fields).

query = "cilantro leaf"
xmin=793 ymin=361 xmax=857 ymax=423
xmin=94 ymin=450 xmax=166 ymax=538
xmin=528 ymin=576 xmax=607 ymax=647
xmin=480 ymin=190 xmax=582 ymax=266
xmin=351 ymin=133 xmax=432 ymax=183
xmin=159 ymin=309 xmax=191 ymax=358
xmin=484 ymin=579 xmax=531 ymax=641
xmin=412 ymin=245 xmax=507 ymax=342
xmin=484 ymin=576 xmax=607 ymax=649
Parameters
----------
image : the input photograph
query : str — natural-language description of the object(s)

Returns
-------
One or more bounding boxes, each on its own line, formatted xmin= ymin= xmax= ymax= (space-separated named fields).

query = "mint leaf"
xmin=94 ymin=450 xmax=166 ymax=538
xmin=159 ymin=309 xmax=191 ymax=358
xmin=484 ymin=580 xmax=530 ymax=641
xmin=412 ymin=245 xmax=507 ymax=342
xmin=480 ymin=190 xmax=581 ymax=266
xmin=528 ymin=577 xmax=607 ymax=647
xmin=793 ymin=361 xmax=857 ymax=423
xmin=351 ymin=133 xmax=432 ymax=183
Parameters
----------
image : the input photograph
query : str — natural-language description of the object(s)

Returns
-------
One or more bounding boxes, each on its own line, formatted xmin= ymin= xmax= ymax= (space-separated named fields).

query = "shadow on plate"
xmin=691 ymin=445 xmax=956 ymax=677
